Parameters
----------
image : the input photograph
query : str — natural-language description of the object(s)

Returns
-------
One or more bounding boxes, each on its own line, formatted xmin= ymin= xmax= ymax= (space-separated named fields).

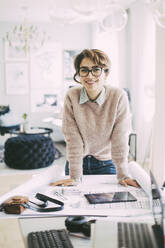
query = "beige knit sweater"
xmin=62 ymin=85 xmax=131 ymax=181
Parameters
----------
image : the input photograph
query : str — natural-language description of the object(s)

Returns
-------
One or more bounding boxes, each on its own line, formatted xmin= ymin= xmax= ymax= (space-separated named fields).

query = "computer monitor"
xmin=150 ymin=171 xmax=165 ymax=248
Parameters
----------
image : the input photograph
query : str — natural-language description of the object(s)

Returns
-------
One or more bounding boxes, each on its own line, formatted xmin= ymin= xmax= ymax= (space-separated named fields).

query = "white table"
xmin=0 ymin=171 xmax=153 ymax=248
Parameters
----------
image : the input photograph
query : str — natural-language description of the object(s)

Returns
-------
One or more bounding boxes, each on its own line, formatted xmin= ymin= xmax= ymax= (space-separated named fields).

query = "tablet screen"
xmin=84 ymin=192 xmax=137 ymax=204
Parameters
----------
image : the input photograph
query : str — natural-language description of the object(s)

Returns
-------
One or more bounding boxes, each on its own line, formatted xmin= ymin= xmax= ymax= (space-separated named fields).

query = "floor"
xmin=0 ymin=134 xmax=66 ymax=196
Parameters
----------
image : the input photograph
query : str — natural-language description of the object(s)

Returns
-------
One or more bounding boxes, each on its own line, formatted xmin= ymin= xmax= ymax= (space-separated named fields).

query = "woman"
xmin=52 ymin=49 xmax=138 ymax=187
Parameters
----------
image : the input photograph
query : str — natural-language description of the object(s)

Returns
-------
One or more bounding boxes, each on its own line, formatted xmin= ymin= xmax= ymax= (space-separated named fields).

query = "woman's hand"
xmin=119 ymin=178 xmax=139 ymax=188
xmin=50 ymin=178 xmax=75 ymax=187
xmin=50 ymin=177 xmax=139 ymax=187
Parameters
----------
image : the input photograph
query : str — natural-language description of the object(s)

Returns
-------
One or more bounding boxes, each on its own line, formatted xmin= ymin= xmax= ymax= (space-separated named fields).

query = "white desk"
xmin=0 ymin=170 xmax=153 ymax=247
xmin=0 ymin=172 xmax=152 ymax=218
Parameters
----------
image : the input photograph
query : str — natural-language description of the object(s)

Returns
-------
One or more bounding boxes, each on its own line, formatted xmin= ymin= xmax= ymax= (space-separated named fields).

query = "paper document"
xmin=128 ymin=161 xmax=151 ymax=196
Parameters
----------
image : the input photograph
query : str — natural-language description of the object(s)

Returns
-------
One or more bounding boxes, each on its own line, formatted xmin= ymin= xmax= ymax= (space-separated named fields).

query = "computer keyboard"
xmin=27 ymin=228 xmax=74 ymax=248
xmin=118 ymin=222 xmax=157 ymax=248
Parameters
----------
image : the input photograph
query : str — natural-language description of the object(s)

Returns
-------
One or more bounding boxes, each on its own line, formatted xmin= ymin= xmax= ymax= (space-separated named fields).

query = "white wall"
xmin=151 ymin=25 xmax=165 ymax=186
xmin=128 ymin=3 xmax=155 ymax=165
xmin=91 ymin=22 xmax=127 ymax=88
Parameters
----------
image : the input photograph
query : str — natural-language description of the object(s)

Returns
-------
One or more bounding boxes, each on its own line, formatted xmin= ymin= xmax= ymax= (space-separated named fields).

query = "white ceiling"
xmin=0 ymin=0 xmax=136 ymax=23
xmin=0 ymin=0 xmax=54 ymax=22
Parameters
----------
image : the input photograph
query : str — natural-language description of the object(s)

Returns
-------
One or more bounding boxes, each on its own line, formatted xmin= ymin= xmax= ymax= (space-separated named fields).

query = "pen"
xmin=54 ymin=192 xmax=68 ymax=200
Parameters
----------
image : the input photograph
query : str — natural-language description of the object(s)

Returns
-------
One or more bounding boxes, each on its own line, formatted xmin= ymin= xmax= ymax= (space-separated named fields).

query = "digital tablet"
xmin=84 ymin=191 xmax=137 ymax=204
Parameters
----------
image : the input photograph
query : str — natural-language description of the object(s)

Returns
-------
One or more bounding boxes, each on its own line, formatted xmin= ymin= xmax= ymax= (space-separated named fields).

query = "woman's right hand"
xmin=50 ymin=178 xmax=75 ymax=187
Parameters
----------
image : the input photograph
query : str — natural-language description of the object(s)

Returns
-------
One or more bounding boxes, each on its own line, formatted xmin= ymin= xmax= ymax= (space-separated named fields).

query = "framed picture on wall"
xmin=5 ymin=62 xmax=29 ymax=95
xmin=30 ymin=42 xmax=62 ymax=90
xmin=31 ymin=90 xmax=62 ymax=113
xmin=4 ymin=41 xmax=29 ymax=61
xmin=63 ymin=50 xmax=80 ymax=81
xmin=30 ymin=42 xmax=63 ymax=113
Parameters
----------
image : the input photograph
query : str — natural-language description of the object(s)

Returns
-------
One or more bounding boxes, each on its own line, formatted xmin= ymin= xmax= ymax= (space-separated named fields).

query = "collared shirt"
xmin=79 ymin=86 xmax=106 ymax=106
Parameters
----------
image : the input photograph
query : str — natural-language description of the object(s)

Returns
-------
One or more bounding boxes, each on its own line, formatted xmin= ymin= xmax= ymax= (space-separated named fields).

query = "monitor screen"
xmin=150 ymin=171 xmax=163 ymax=226
xmin=150 ymin=171 xmax=165 ymax=248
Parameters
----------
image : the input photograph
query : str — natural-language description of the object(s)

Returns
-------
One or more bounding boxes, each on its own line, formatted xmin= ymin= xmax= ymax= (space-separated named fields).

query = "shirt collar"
xmin=79 ymin=86 xmax=106 ymax=106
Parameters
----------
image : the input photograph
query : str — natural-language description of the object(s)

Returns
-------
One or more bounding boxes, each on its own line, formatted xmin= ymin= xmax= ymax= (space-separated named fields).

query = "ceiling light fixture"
xmin=5 ymin=5 xmax=48 ymax=55
xmin=49 ymin=0 xmax=132 ymax=31
xmin=100 ymin=4 xmax=128 ymax=32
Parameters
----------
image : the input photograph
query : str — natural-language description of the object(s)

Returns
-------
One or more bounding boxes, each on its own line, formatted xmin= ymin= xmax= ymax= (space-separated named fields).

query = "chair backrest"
xmin=123 ymin=88 xmax=131 ymax=103
xmin=0 ymin=105 xmax=10 ymax=116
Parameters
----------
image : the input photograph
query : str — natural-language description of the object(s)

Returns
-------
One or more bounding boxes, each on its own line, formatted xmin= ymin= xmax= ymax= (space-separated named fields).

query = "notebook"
xmin=92 ymin=171 xmax=165 ymax=248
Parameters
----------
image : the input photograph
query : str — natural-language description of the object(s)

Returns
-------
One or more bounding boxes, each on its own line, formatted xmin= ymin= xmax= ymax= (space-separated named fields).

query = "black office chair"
xmin=0 ymin=105 xmax=20 ymax=135
xmin=123 ymin=88 xmax=137 ymax=161
xmin=0 ymin=125 xmax=20 ymax=135
xmin=0 ymin=105 xmax=10 ymax=115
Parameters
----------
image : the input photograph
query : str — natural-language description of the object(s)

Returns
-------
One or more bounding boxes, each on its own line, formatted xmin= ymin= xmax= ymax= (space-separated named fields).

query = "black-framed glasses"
xmin=79 ymin=66 xmax=103 ymax=77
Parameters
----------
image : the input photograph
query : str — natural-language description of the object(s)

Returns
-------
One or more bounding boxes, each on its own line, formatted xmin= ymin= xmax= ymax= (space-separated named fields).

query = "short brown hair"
xmin=73 ymin=49 xmax=111 ymax=83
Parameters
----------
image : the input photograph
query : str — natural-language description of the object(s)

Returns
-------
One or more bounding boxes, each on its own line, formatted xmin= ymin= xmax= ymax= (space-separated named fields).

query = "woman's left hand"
xmin=50 ymin=178 xmax=74 ymax=186
xmin=119 ymin=178 xmax=139 ymax=188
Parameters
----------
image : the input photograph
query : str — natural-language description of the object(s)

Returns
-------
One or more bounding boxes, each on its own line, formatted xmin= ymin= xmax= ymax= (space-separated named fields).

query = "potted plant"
xmin=22 ymin=113 xmax=28 ymax=121
xmin=22 ymin=113 xmax=29 ymax=132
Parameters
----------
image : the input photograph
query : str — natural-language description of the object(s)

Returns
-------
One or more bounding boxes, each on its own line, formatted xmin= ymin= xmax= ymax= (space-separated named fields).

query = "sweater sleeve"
xmin=62 ymin=93 xmax=84 ymax=179
xmin=111 ymin=91 xmax=132 ymax=181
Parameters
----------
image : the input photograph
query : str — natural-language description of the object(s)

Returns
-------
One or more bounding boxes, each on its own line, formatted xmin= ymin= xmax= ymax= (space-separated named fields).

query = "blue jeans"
xmin=65 ymin=155 xmax=116 ymax=175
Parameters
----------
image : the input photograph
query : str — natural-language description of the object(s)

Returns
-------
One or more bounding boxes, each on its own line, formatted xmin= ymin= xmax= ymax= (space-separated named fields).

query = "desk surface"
xmin=0 ymin=173 xmax=152 ymax=217
xmin=0 ymin=172 xmax=153 ymax=248
xmin=0 ymin=174 xmax=33 ymax=196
